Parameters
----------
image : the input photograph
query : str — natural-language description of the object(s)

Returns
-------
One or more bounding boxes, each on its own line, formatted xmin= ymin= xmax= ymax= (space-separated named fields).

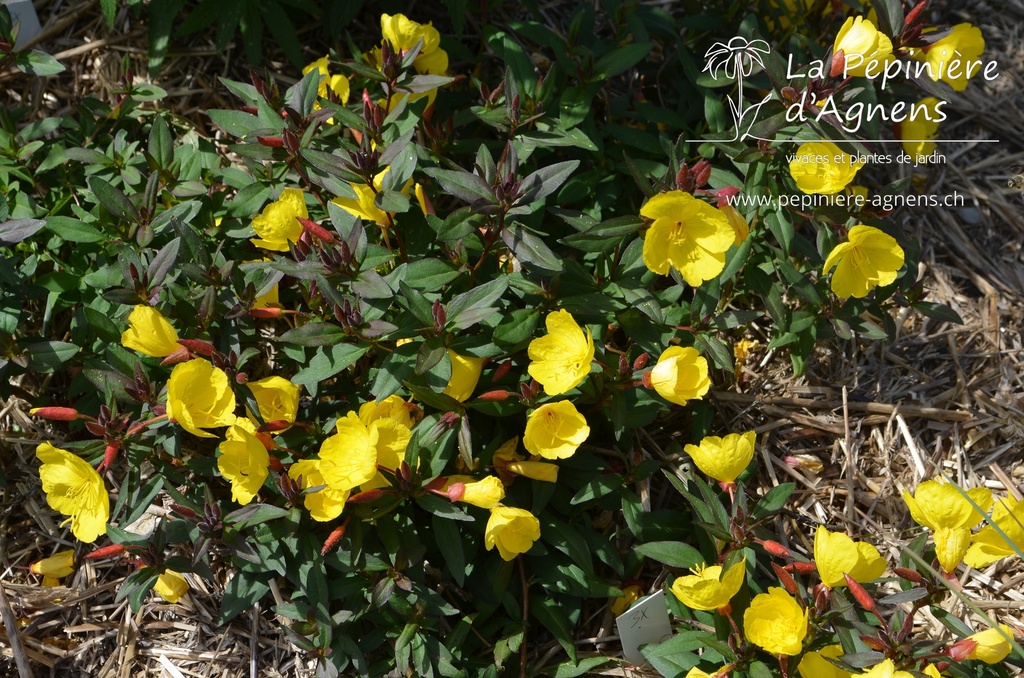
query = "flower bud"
xmin=759 ymin=539 xmax=791 ymax=558
xmin=30 ymin=407 xmax=83 ymax=421
xmin=85 ymin=543 xmax=127 ymax=560
xmin=477 ymin=390 xmax=512 ymax=401
xmin=297 ymin=217 xmax=335 ymax=243
xmin=347 ymin=489 xmax=384 ymax=504
xmin=772 ymin=562 xmax=799 ymax=595
xmin=177 ymin=338 xmax=215 ymax=356
xmin=893 ymin=567 xmax=923 ymax=583
xmin=844 ymin=573 xmax=876 ymax=611
xmin=948 ymin=638 xmax=978 ymax=663
xmin=830 ymin=50 xmax=846 ymax=79
xmin=632 ymin=353 xmax=649 ymax=371
xmin=321 ymin=523 xmax=347 ymax=556
xmin=257 ymin=136 xmax=285 ymax=148
xmin=793 ymin=561 xmax=818 ymax=575
xmin=860 ymin=635 xmax=887 ymax=651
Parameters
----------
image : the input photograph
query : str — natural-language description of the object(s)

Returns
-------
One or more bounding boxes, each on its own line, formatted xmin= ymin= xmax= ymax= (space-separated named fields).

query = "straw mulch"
xmin=2 ymin=0 xmax=1024 ymax=675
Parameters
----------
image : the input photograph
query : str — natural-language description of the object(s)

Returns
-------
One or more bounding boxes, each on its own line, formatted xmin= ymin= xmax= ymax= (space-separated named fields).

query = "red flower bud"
xmin=641 ymin=371 xmax=653 ymax=389
xmin=893 ymin=567 xmax=923 ymax=583
xmin=85 ymin=544 xmax=127 ymax=560
xmin=830 ymin=50 xmax=846 ymax=79
xmin=321 ymin=523 xmax=347 ymax=556
xmin=845 ymin=573 xmax=876 ymax=612
xmin=904 ymin=0 xmax=929 ymax=29
xmin=759 ymin=539 xmax=791 ymax=558
xmin=249 ymin=307 xmax=285 ymax=319
xmin=477 ymin=390 xmax=512 ymax=402
xmin=793 ymin=561 xmax=818 ymax=575
xmin=98 ymin=442 xmax=120 ymax=472
xmin=170 ymin=504 xmax=198 ymax=520
xmin=268 ymin=456 xmax=284 ymax=473
xmin=772 ymin=562 xmax=799 ymax=595
xmin=29 ymin=407 xmax=83 ymax=421
xmin=297 ymin=217 xmax=335 ymax=243
xmin=632 ymin=353 xmax=649 ymax=371
xmin=160 ymin=346 xmax=193 ymax=365
xmin=257 ymin=136 xmax=285 ymax=148
xmin=491 ymin=360 xmax=512 ymax=382
xmin=176 ymin=339 xmax=215 ymax=356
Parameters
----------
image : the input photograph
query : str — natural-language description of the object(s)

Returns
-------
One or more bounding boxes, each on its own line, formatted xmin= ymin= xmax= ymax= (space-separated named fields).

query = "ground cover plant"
xmin=3 ymin=0 xmax=1024 ymax=676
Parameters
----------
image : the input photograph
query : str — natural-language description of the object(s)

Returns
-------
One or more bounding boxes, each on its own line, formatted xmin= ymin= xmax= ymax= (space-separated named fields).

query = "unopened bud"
xmin=257 ymin=136 xmax=285 ymax=148
xmin=641 ymin=371 xmax=653 ymax=389
xmin=692 ymin=160 xmax=711 ymax=187
xmin=491 ymin=360 xmax=512 ymax=382
xmin=893 ymin=567 xmax=923 ymax=583
xmin=85 ymin=544 xmax=127 ymax=560
xmin=759 ymin=540 xmax=791 ymax=558
xmin=830 ymin=50 xmax=846 ymax=79
xmin=632 ymin=353 xmax=649 ymax=371
xmin=249 ymin=307 xmax=285 ymax=319
xmin=348 ymin=489 xmax=384 ymax=504
xmin=30 ymin=407 xmax=82 ymax=421
xmin=477 ymin=390 xmax=512 ymax=402
xmin=844 ymin=573 xmax=876 ymax=612
xmin=793 ymin=561 xmax=818 ymax=575
xmin=772 ymin=562 xmax=799 ymax=594
xmin=321 ymin=523 xmax=347 ymax=556
xmin=170 ymin=504 xmax=198 ymax=520
xmin=98 ymin=442 xmax=120 ymax=472
xmin=445 ymin=481 xmax=466 ymax=502
xmin=675 ymin=162 xmax=689 ymax=191
xmin=178 ymin=338 xmax=216 ymax=356
xmin=297 ymin=217 xmax=335 ymax=243
xmin=904 ymin=0 xmax=929 ymax=28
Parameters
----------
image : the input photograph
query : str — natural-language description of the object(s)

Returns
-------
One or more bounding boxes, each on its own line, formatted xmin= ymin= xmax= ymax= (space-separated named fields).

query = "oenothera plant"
xmin=5 ymin=1 xmax=1006 ymax=675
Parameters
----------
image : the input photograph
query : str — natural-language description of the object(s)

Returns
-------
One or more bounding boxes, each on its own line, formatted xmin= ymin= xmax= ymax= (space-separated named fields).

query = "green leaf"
xmin=218 ymin=570 xmax=273 ymax=624
xmin=633 ymin=541 xmax=704 ymax=569
xmin=517 ymin=160 xmax=580 ymax=205
xmin=423 ymin=168 xmax=496 ymax=206
xmin=912 ymin=301 xmax=963 ymax=325
xmin=88 ymin=177 xmax=138 ymax=222
xmin=100 ymin=0 xmax=116 ymax=27
xmin=501 ymin=223 xmax=563 ymax=272
xmin=751 ymin=483 xmax=796 ymax=520
xmin=279 ymin=322 xmax=349 ymax=347
xmin=446 ymin=277 xmax=508 ymax=329
xmin=148 ymin=115 xmax=173 ymax=168
xmin=23 ymin=341 xmax=80 ymax=372
xmin=208 ymin=109 xmax=263 ymax=138
xmin=594 ymin=42 xmax=651 ymax=79
xmin=292 ymin=344 xmax=368 ymax=393
xmin=545 ymin=658 xmax=611 ymax=678
xmin=871 ymin=0 xmax=904 ymax=37
xmin=225 ymin=503 xmax=292 ymax=529
xmin=431 ymin=514 xmax=467 ymax=586
xmin=531 ymin=596 xmax=577 ymax=663
xmin=15 ymin=50 xmax=66 ymax=76
xmin=0 ymin=219 xmax=45 ymax=245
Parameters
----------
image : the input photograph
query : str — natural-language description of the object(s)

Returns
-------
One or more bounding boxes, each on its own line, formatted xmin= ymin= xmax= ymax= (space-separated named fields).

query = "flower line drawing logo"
xmin=698 ymin=36 xmax=774 ymax=142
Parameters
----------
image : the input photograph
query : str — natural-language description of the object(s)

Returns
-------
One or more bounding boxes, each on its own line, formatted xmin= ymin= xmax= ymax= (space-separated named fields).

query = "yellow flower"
xmin=814 ymin=526 xmax=886 ymax=588
xmin=640 ymin=191 xmax=735 ymax=286
xmin=246 ymin=375 xmax=301 ymax=427
xmin=720 ymin=204 xmax=749 ymax=246
xmin=965 ymin=497 xmax=1024 ymax=568
xmin=154 ymin=570 xmax=189 ymax=603
xmin=684 ymin=431 xmax=756 ymax=486
xmin=445 ymin=475 xmax=505 ymax=509
xmin=798 ymin=645 xmax=852 ymax=678
xmin=966 ymin=625 xmax=1015 ymax=663
xmin=251 ymin=188 xmax=307 ymax=251
xmin=669 ymin=559 xmax=745 ymax=611
xmin=443 ymin=350 xmax=485 ymax=402
xmin=527 ymin=309 xmax=594 ymax=395
xmin=610 ymin=584 xmax=642 ymax=616
xmin=507 ymin=460 xmax=559 ymax=483
xmin=217 ymin=418 xmax=270 ymax=505
xmin=922 ymin=666 xmax=942 ymax=678
xmin=380 ymin=13 xmax=448 ymax=76
xmin=833 ymin=16 xmax=895 ymax=78
xmin=492 ymin=437 xmax=560 ymax=483
xmin=358 ymin=395 xmax=419 ymax=430
xmin=789 ymin=141 xmax=863 ymax=195
xmin=900 ymin=98 xmax=942 ymax=159
xmin=485 ymin=506 xmax=541 ymax=560
xmin=524 ymin=400 xmax=590 ymax=460
xmin=823 ymin=225 xmax=905 ymax=299
xmin=684 ymin=669 xmax=720 ymax=678
xmin=903 ymin=479 xmax=992 ymax=572
xmin=857 ymin=660 xmax=915 ymax=678
xmin=252 ymin=281 xmax=280 ymax=310
xmin=121 ymin=305 xmax=180 ymax=357
xmin=650 ymin=346 xmax=710 ymax=405
xmin=166 ymin=359 xmax=237 ymax=438
xmin=289 ymin=458 xmax=350 ymax=522
xmin=909 ymin=24 xmax=985 ymax=92
xmin=31 ymin=549 xmax=75 ymax=586
xmin=332 ymin=167 xmax=411 ymax=227
xmin=302 ymin=55 xmax=351 ymax=106
xmin=743 ymin=587 xmax=807 ymax=656
xmin=318 ymin=411 xmax=380 ymax=492
xmin=733 ymin=338 xmax=758 ymax=379
xmin=36 ymin=443 xmax=109 ymax=543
